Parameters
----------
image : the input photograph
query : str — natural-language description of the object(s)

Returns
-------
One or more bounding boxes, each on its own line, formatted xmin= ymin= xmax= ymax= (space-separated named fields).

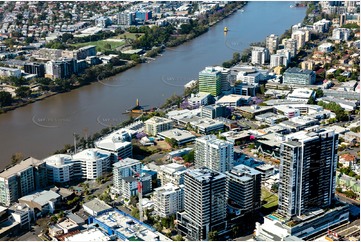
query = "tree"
xmin=15 ymin=86 xmax=31 ymax=98
xmin=314 ymin=89 xmax=324 ymax=98
xmin=183 ymin=150 xmax=195 ymax=163
xmin=307 ymin=96 xmax=316 ymax=104
xmin=130 ymin=54 xmax=141 ymax=63
xmin=0 ymin=91 xmax=13 ymax=107
xmin=208 ymin=230 xmax=218 ymax=241
xmin=11 ymin=152 xmax=23 ymax=165
xmin=62 ymin=33 xmax=73 ymax=43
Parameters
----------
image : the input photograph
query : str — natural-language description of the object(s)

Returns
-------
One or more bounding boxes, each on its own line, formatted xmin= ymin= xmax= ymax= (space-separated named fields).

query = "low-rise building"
xmin=18 ymin=190 xmax=61 ymax=216
xmin=318 ymin=43 xmax=333 ymax=53
xmin=274 ymin=105 xmax=301 ymax=118
xmin=63 ymin=227 xmax=110 ymax=241
xmin=83 ymin=198 xmax=112 ymax=217
xmin=201 ymin=105 xmax=227 ymax=119
xmin=187 ymin=92 xmax=211 ymax=108
xmin=216 ymin=94 xmax=251 ymax=107
xmin=88 ymin=208 xmax=159 ymax=241
xmin=254 ymin=164 xmax=275 ymax=183
xmin=255 ymin=113 xmax=287 ymax=125
xmin=286 ymin=88 xmax=315 ymax=103
xmin=283 ymin=67 xmax=316 ymax=85
xmin=235 ymin=105 xmax=275 ymax=119
xmin=158 ymin=128 xmax=196 ymax=146
xmin=189 ymin=117 xmax=224 ymax=134
xmin=0 ymin=67 xmax=21 ymax=78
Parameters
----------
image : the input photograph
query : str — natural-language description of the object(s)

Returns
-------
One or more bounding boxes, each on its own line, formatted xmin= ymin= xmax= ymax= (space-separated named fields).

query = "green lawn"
xmin=114 ymin=32 xmax=144 ymax=40
xmin=262 ymin=188 xmax=278 ymax=209
xmin=71 ymin=39 xmax=125 ymax=52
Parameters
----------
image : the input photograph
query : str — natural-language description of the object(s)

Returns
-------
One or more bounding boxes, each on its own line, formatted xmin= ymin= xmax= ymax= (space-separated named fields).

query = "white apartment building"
xmin=0 ymin=157 xmax=47 ymax=206
xmin=158 ymin=163 xmax=187 ymax=186
xmin=144 ymin=116 xmax=173 ymax=136
xmin=332 ymin=28 xmax=351 ymax=41
xmin=283 ymin=38 xmax=297 ymax=57
xmin=270 ymin=50 xmax=291 ymax=68
xmin=45 ymin=154 xmax=82 ymax=183
xmin=112 ymin=158 xmax=141 ymax=198
xmin=251 ymin=47 xmax=270 ymax=65
xmin=72 ymin=149 xmax=111 ymax=180
xmin=291 ymin=30 xmax=308 ymax=50
xmin=153 ymin=183 xmax=184 ymax=218
xmin=266 ymin=34 xmax=279 ymax=54
xmin=95 ymin=129 xmax=132 ymax=161
xmin=195 ymin=135 xmax=234 ymax=173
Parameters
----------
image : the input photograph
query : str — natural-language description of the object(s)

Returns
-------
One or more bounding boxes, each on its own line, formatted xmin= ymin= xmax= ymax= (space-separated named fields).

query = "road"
xmin=336 ymin=194 xmax=360 ymax=206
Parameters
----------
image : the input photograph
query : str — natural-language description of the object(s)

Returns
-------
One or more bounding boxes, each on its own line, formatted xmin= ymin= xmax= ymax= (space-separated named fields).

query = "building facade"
xmin=153 ymin=183 xmax=184 ymax=218
xmin=266 ymin=34 xmax=279 ymax=54
xmin=144 ymin=116 xmax=173 ymax=136
xmin=251 ymin=47 xmax=270 ymax=65
xmin=198 ymin=67 xmax=222 ymax=96
xmin=278 ymin=128 xmax=338 ymax=219
xmin=0 ymin=158 xmax=47 ymax=206
xmin=24 ymin=63 xmax=45 ymax=78
xmin=72 ymin=149 xmax=112 ymax=180
xmin=225 ymin=165 xmax=262 ymax=215
xmin=195 ymin=135 xmax=234 ymax=173
xmin=283 ymin=67 xmax=316 ymax=85
xmin=177 ymin=168 xmax=227 ymax=241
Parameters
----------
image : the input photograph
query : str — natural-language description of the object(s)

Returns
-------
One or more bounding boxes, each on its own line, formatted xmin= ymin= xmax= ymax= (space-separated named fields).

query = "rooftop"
xmin=216 ymin=94 xmax=251 ymax=104
xmin=144 ymin=116 xmax=172 ymax=125
xmin=73 ymin=148 xmax=111 ymax=162
xmin=19 ymin=190 xmax=60 ymax=206
xmin=83 ymin=198 xmax=112 ymax=214
xmin=288 ymin=88 xmax=314 ymax=99
xmin=227 ymin=164 xmax=261 ymax=182
xmin=285 ymin=67 xmax=313 ymax=75
xmin=64 ymin=227 xmax=110 ymax=241
xmin=113 ymin=158 xmax=141 ymax=168
xmin=0 ymin=157 xmax=44 ymax=179
xmin=158 ymin=128 xmax=195 ymax=142
xmin=186 ymin=167 xmax=225 ymax=182
xmin=95 ymin=129 xmax=132 ymax=151
xmin=92 ymin=209 xmax=158 ymax=241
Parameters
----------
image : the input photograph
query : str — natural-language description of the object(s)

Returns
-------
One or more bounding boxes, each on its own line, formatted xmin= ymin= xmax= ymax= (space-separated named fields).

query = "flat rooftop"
xmin=19 ymin=190 xmax=60 ymax=207
xmin=83 ymin=198 xmax=112 ymax=214
xmin=64 ymin=227 xmax=110 ymax=241
xmin=158 ymin=128 xmax=195 ymax=142
xmin=93 ymin=209 xmax=158 ymax=241
xmin=0 ymin=157 xmax=44 ymax=178
xmin=216 ymin=94 xmax=251 ymax=103
xmin=186 ymin=167 xmax=225 ymax=182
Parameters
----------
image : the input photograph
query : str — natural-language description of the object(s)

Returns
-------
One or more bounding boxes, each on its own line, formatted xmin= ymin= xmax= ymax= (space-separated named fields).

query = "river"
xmin=0 ymin=1 xmax=306 ymax=170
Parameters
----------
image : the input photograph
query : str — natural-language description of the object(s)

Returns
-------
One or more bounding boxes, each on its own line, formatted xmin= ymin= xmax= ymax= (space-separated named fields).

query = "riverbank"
xmin=0 ymin=2 xmax=246 ymax=115
xmin=0 ymin=1 xmax=308 ymax=170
